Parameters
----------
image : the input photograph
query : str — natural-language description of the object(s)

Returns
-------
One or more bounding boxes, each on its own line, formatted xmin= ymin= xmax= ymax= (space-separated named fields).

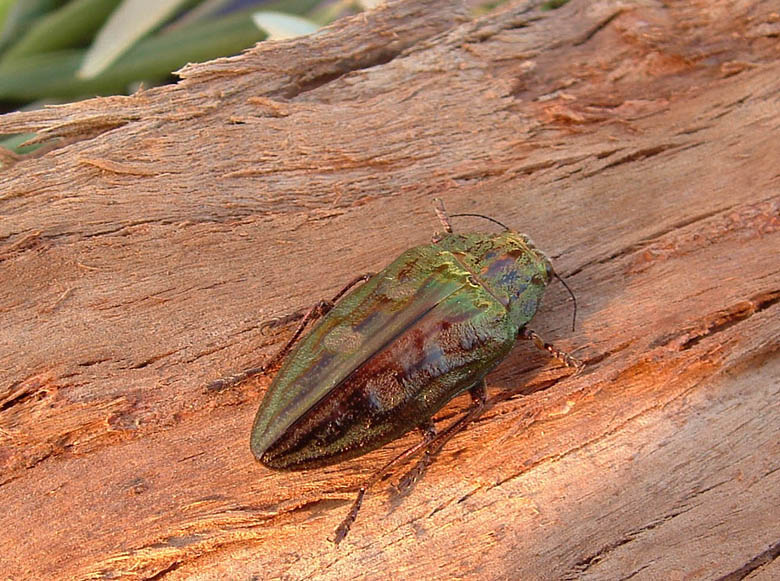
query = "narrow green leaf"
xmin=0 ymin=0 xmax=18 ymax=35
xmin=307 ymin=0 xmax=357 ymax=26
xmin=0 ymin=0 xmax=63 ymax=50
xmin=0 ymin=11 xmax=266 ymax=100
xmin=251 ymin=10 xmax=319 ymax=41
xmin=165 ymin=0 xmax=233 ymax=30
xmin=168 ymin=0 xmax=321 ymax=31
xmin=0 ymin=132 xmax=39 ymax=154
xmin=1 ymin=0 xmax=122 ymax=64
xmin=78 ymin=0 xmax=191 ymax=80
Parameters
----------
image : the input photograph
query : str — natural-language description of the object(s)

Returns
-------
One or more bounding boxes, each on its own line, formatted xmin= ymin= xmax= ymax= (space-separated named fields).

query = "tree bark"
xmin=0 ymin=0 xmax=778 ymax=579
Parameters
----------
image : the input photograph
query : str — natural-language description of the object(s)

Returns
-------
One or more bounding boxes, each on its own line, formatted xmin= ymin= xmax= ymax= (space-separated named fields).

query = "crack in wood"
xmin=566 ymin=506 xmax=695 ymax=578
xmin=572 ymin=9 xmax=623 ymax=46
xmin=679 ymin=290 xmax=779 ymax=350
xmin=617 ymin=563 xmax=652 ymax=580
xmin=144 ymin=560 xmax=182 ymax=580
xmin=0 ymin=230 xmax=43 ymax=261
xmin=0 ymin=377 xmax=50 ymax=412
xmin=650 ymin=289 xmax=780 ymax=351
xmin=714 ymin=539 xmax=780 ymax=581
xmin=589 ymin=143 xmax=683 ymax=174
xmin=283 ymin=52 xmax=401 ymax=100
xmin=130 ymin=350 xmax=180 ymax=370
xmin=83 ymin=496 xmax=348 ymax=579
xmin=567 ymin=200 xmax=760 ymax=277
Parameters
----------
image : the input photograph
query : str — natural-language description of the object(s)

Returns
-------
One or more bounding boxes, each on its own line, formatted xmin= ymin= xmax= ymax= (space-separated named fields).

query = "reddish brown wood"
xmin=0 ymin=0 xmax=777 ymax=579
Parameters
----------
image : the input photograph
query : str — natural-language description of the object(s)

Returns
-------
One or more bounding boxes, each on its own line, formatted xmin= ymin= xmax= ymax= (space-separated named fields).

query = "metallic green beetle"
xmin=220 ymin=201 xmax=581 ymax=542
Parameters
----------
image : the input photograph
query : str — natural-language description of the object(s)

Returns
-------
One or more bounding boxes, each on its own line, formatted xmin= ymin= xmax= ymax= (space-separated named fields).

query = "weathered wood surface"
xmin=1 ymin=0 xmax=778 ymax=579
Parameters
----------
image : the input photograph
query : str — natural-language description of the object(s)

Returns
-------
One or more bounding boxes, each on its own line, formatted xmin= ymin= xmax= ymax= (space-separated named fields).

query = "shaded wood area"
xmin=1 ymin=0 xmax=778 ymax=579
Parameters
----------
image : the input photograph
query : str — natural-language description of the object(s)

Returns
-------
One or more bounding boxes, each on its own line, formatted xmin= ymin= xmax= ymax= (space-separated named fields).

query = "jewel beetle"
xmin=213 ymin=200 xmax=582 ymax=543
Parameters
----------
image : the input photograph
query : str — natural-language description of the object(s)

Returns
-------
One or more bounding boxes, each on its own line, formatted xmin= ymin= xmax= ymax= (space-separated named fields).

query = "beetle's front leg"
xmin=206 ymin=299 xmax=331 ymax=392
xmin=432 ymin=197 xmax=454 ymax=242
xmin=519 ymin=327 xmax=584 ymax=372
xmin=207 ymin=273 xmax=374 ymax=391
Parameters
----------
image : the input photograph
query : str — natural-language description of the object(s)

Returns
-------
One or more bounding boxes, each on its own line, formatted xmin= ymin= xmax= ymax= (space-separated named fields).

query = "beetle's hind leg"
xmin=333 ymin=381 xmax=488 ymax=545
xmin=333 ymin=421 xmax=439 ymax=545
xmin=394 ymin=420 xmax=437 ymax=494
xmin=519 ymin=327 xmax=584 ymax=372
xmin=207 ymin=273 xmax=374 ymax=391
xmin=396 ymin=380 xmax=488 ymax=494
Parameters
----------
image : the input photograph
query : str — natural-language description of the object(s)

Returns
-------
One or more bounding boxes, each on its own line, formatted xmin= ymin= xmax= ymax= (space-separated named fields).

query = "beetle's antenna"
xmin=554 ymin=273 xmax=578 ymax=332
xmin=432 ymin=198 xmax=453 ymax=233
xmin=450 ymin=213 xmax=510 ymax=231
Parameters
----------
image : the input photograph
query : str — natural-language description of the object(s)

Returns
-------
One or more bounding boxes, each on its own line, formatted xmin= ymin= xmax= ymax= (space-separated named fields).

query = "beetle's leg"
xmin=263 ymin=272 xmax=375 ymax=369
xmin=334 ymin=384 xmax=488 ymax=544
xmin=260 ymin=272 xmax=376 ymax=334
xmin=519 ymin=327 xmax=584 ymax=372
xmin=329 ymin=272 xmax=376 ymax=302
xmin=206 ymin=366 xmax=267 ymax=392
xmin=258 ymin=310 xmax=307 ymax=334
xmin=432 ymin=198 xmax=453 ymax=242
xmin=207 ymin=300 xmax=331 ymax=391
xmin=207 ymin=273 xmax=374 ymax=391
xmin=333 ymin=421 xmax=440 ymax=545
xmin=394 ymin=420 xmax=437 ymax=494
xmin=397 ymin=380 xmax=489 ymax=494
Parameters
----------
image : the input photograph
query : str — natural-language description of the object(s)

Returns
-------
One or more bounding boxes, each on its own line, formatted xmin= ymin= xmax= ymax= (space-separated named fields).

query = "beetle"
xmin=211 ymin=200 xmax=582 ymax=543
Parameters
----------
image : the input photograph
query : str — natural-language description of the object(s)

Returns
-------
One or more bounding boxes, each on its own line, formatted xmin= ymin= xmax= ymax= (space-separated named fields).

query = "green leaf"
xmin=0 ymin=131 xmax=39 ymax=155
xmin=0 ymin=0 xmax=18 ymax=35
xmin=77 ymin=0 xmax=191 ymax=80
xmin=0 ymin=0 xmax=64 ymax=51
xmin=1 ymin=0 xmax=122 ymax=63
xmin=0 ymin=11 xmax=266 ymax=100
xmin=251 ymin=10 xmax=319 ymax=40
xmin=169 ymin=0 xmax=321 ymax=31
xmin=164 ymin=0 xmax=233 ymax=30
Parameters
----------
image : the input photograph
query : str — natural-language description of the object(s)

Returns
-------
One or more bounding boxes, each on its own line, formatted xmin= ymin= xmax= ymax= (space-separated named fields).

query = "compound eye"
xmin=545 ymin=261 xmax=554 ymax=281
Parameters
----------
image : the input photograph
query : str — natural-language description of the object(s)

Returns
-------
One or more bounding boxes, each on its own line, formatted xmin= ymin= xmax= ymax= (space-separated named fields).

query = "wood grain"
xmin=0 ymin=0 xmax=777 ymax=579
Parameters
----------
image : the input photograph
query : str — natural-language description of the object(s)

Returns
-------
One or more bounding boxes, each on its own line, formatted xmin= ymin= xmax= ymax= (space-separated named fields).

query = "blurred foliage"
xmin=0 ymin=0 xmax=571 ymax=157
xmin=0 ymin=0 xmax=359 ymax=106
xmin=0 ymin=0 xmax=364 ymax=154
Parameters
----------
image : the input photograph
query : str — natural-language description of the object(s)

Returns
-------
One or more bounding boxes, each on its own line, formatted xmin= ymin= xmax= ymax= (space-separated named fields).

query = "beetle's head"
xmin=481 ymin=232 xmax=553 ymax=322
xmin=514 ymin=232 xmax=555 ymax=284
xmin=437 ymin=231 xmax=553 ymax=328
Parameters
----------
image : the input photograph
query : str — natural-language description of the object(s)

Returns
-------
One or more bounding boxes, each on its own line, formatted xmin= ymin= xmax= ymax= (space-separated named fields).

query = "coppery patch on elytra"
xmin=363 ymin=373 xmax=406 ymax=412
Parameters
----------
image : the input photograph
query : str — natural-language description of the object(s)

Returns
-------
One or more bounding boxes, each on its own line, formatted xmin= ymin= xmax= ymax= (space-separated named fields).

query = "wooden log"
xmin=0 ymin=0 xmax=777 ymax=579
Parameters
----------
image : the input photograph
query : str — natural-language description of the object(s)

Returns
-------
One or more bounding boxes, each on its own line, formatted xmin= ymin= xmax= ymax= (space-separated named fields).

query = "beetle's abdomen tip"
xmin=253 ymin=447 xmax=280 ymax=469
xmin=251 ymin=437 xmax=292 ymax=470
xmin=250 ymin=436 xmax=270 ymax=462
